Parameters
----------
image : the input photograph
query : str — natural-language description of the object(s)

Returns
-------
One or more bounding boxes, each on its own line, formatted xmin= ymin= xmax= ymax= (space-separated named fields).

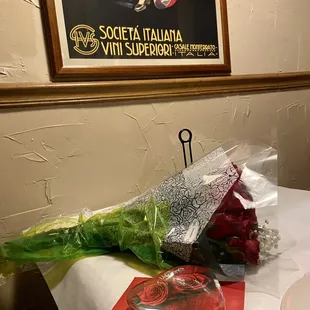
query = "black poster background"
xmin=62 ymin=0 xmax=219 ymax=59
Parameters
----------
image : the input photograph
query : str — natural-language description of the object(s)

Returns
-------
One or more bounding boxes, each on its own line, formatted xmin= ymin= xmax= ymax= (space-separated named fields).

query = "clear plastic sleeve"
xmin=0 ymin=142 xmax=280 ymax=290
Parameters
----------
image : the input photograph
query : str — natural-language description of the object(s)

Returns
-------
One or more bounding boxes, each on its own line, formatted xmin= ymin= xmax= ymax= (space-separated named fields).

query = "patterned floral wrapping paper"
xmin=117 ymin=147 xmax=239 ymax=273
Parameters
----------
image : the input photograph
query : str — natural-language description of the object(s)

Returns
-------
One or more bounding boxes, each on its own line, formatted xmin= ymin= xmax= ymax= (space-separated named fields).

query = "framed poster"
xmin=41 ymin=0 xmax=231 ymax=81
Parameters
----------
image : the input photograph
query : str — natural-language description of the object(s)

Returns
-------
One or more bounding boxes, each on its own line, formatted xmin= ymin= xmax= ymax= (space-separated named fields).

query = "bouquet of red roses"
xmin=189 ymin=153 xmax=280 ymax=278
xmin=207 ymin=164 xmax=260 ymax=265
xmin=205 ymin=163 xmax=280 ymax=267
xmin=0 ymin=143 xmax=280 ymax=281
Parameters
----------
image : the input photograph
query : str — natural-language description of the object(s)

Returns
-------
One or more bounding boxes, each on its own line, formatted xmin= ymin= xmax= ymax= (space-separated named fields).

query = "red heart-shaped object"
xmin=127 ymin=265 xmax=226 ymax=310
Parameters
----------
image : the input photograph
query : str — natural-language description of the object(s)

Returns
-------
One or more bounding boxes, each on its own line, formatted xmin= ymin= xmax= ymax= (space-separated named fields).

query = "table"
xmin=39 ymin=187 xmax=310 ymax=310
xmin=0 ymin=265 xmax=58 ymax=310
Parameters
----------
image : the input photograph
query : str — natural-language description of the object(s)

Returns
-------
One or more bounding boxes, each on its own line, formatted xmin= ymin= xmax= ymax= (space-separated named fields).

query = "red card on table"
xmin=220 ymin=282 xmax=245 ymax=310
xmin=113 ymin=278 xmax=245 ymax=310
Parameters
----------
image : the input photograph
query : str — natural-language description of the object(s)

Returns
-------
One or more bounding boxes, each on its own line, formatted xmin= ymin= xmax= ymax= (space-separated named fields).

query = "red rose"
xmin=227 ymin=237 xmax=260 ymax=265
xmin=243 ymin=209 xmax=258 ymax=227
xmin=227 ymin=237 xmax=246 ymax=262
xmin=207 ymin=213 xmax=252 ymax=240
xmin=216 ymin=165 xmax=253 ymax=214
xmin=216 ymin=190 xmax=244 ymax=214
xmin=206 ymin=163 xmax=260 ymax=265
xmin=137 ymin=280 xmax=168 ymax=306
xmin=171 ymin=273 xmax=211 ymax=293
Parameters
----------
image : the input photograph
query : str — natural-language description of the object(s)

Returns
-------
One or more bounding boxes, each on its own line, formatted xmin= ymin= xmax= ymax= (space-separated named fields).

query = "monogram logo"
xmin=70 ymin=25 xmax=100 ymax=56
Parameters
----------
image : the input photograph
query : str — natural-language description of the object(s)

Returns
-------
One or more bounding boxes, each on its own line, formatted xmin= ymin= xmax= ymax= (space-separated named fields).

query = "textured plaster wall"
xmin=0 ymin=0 xmax=310 ymax=239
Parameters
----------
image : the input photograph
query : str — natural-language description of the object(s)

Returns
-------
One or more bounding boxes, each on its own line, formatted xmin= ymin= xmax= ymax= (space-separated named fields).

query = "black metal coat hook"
xmin=178 ymin=129 xmax=193 ymax=168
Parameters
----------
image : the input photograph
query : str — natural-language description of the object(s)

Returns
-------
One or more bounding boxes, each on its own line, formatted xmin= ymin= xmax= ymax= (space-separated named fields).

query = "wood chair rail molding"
xmin=1 ymin=72 xmax=310 ymax=108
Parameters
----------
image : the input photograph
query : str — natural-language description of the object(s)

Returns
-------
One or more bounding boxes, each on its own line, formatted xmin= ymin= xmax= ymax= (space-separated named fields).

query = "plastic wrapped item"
xmin=127 ymin=265 xmax=225 ymax=310
xmin=0 ymin=200 xmax=171 ymax=269
xmin=0 ymin=143 xmax=280 ymax=284
xmin=191 ymin=143 xmax=280 ymax=279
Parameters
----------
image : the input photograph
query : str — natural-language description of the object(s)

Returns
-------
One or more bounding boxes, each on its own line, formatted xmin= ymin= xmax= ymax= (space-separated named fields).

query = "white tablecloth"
xmin=40 ymin=187 xmax=310 ymax=310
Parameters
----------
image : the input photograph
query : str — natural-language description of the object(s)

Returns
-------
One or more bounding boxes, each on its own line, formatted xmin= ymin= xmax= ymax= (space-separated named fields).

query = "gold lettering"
xmin=138 ymin=43 xmax=144 ymax=56
xmin=70 ymin=25 xmax=99 ymax=56
xmin=106 ymin=26 xmax=114 ymax=39
xmin=114 ymin=27 xmax=120 ymax=40
xmin=125 ymin=42 xmax=132 ymax=56
xmin=122 ymin=27 xmax=128 ymax=40
xmin=127 ymin=27 xmax=134 ymax=40
xmin=176 ymin=30 xmax=182 ymax=42
xmin=101 ymin=41 xmax=123 ymax=56
xmin=101 ymin=42 xmax=110 ymax=55
xmin=132 ymin=44 xmax=139 ymax=56
xmin=149 ymin=43 xmax=156 ymax=56
xmin=151 ymin=29 xmax=157 ymax=41
xmin=164 ymin=31 xmax=170 ymax=41
xmin=133 ymin=27 xmax=140 ymax=41
xmin=75 ymin=31 xmax=90 ymax=48
xmin=164 ymin=44 xmax=171 ymax=56
xmin=144 ymin=43 xmax=149 ymax=56
xmin=110 ymin=42 xmax=115 ymax=55
xmin=99 ymin=26 xmax=107 ymax=40
xmin=143 ymin=28 xmax=151 ymax=41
